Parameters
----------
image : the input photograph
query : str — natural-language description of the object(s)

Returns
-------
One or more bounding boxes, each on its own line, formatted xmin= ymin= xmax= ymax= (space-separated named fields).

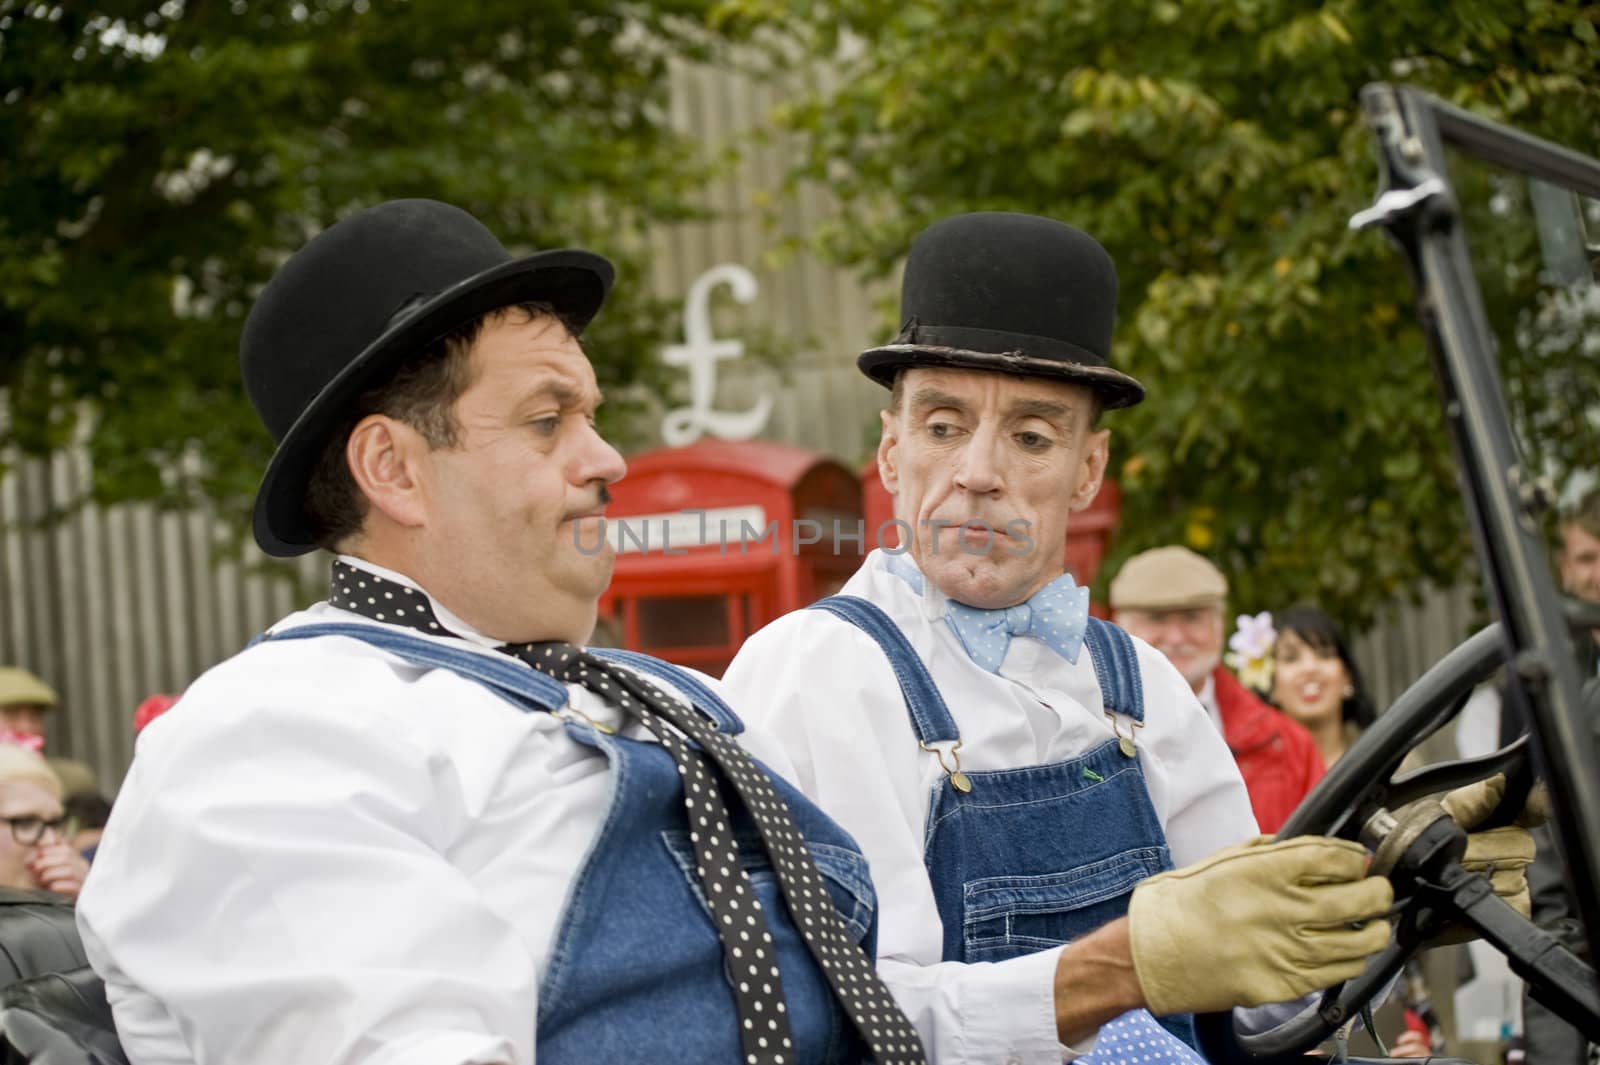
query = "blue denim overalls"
xmin=808 ymin=597 xmax=1203 ymax=1060
xmin=266 ymin=624 xmax=880 ymax=1064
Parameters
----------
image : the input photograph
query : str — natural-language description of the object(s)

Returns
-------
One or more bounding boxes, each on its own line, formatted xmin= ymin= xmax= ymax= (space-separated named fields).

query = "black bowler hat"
xmin=858 ymin=211 xmax=1144 ymax=408
xmin=241 ymin=198 xmax=615 ymax=557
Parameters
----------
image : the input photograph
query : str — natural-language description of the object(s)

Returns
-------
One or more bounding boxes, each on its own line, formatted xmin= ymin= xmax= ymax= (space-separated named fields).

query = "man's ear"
xmin=1069 ymin=428 xmax=1111 ymax=513
xmin=346 ymin=415 xmax=429 ymax=530
xmin=877 ymin=409 xmax=901 ymax=494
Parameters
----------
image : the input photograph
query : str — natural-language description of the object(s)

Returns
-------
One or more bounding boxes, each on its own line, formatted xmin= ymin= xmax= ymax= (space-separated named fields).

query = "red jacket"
xmin=1211 ymin=665 xmax=1325 ymax=834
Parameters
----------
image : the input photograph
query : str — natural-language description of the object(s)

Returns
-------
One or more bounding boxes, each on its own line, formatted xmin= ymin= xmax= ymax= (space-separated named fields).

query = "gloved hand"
xmin=1439 ymin=774 xmax=1541 ymax=917
xmin=1128 ymin=836 xmax=1393 ymax=1016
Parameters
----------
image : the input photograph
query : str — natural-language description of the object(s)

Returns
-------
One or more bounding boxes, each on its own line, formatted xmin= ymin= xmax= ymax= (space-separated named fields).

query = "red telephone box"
xmin=598 ymin=440 xmax=864 ymax=676
xmin=859 ymin=461 xmax=1122 ymax=600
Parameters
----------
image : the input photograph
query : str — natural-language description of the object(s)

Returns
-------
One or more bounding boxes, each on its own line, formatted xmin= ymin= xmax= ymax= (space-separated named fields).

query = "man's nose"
xmin=1158 ymin=635 xmax=1191 ymax=656
xmin=574 ymin=421 xmax=627 ymax=488
xmin=953 ymin=428 xmax=1003 ymax=494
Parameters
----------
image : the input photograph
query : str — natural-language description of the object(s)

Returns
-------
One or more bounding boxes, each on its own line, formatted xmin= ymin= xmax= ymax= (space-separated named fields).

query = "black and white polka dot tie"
xmin=328 ymin=562 xmax=926 ymax=1065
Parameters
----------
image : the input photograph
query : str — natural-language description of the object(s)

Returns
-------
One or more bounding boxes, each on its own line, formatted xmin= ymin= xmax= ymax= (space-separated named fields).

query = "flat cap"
xmin=0 ymin=668 xmax=56 ymax=710
xmin=1109 ymin=546 xmax=1228 ymax=611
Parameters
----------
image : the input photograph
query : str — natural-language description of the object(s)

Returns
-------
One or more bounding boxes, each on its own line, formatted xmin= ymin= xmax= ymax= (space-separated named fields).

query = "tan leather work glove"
xmin=1439 ymin=774 xmax=1542 ymax=918
xmin=1128 ymin=836 xmax=1393 ymax=1016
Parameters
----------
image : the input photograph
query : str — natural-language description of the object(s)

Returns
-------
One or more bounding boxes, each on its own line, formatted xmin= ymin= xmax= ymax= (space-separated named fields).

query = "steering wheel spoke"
xmin=1380 ymin=735 xmax=1529 ymax=811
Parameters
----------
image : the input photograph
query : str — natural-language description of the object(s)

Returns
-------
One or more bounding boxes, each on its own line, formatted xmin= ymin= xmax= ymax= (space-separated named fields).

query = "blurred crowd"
xmin=0 ymin=670 xmax=174 ymax=903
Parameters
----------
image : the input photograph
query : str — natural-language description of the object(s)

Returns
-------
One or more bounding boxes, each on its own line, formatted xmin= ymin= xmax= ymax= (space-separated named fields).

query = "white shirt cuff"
xmin=960 ymin=945 xmax=1098 ymax=1065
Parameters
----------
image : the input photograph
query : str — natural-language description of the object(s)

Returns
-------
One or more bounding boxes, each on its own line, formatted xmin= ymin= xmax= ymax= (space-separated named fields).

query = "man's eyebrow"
xmin=1006 ymin=398 xmax=1073 ymax=423
xmin=520 ymin=375 xmax=598 ymax=410
xmin=909 ymin=388 xmax=970 ymax=414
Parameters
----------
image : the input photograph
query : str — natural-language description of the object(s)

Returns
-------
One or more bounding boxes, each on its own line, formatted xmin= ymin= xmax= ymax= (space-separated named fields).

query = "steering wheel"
xmin=1194 ymin=613 xmax=1600 ymax=1063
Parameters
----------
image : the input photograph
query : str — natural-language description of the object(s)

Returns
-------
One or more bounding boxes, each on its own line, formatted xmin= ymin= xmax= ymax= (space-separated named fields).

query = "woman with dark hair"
xmin=1268 ymin=605 xmax=1377 ymax=769
xmin=1250 ymin=605 xmax=1438 ymax=1058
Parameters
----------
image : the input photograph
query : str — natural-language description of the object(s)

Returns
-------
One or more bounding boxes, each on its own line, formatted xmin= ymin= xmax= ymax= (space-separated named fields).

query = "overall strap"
xmin=260 ymin=623 xmax=568 ymax=714
xmin=593 ymin=648 xmax=744 ymax=735
xmin=808 ymin=596 xmax=960 ymax=745
xmin=1083 ymin=617 xmax=1146 ymax=723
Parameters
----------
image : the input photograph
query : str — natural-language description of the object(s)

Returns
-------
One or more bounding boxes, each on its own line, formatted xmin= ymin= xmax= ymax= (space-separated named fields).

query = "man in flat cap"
xmin=722 ymin=212 xmax=1431 ymax=1064
xmin=77 ymin=199 xmax=933 ymax=1065
xmin=0 ymin=667 xmax=57 ymax=746
xmin=1109 ymin=546 xmax=1324 ymax=834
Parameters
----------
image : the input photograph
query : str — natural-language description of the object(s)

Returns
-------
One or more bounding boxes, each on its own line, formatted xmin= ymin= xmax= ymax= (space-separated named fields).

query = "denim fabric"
xmin=809 ymin=598 xmax=1201 ymax=1056
xmin=264 ymin=624 xmax=877 ymax=1065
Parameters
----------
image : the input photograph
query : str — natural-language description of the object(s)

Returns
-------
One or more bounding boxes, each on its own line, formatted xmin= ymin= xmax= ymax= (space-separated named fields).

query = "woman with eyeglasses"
xmin=0 ymin=744 xmax=89 ymax=900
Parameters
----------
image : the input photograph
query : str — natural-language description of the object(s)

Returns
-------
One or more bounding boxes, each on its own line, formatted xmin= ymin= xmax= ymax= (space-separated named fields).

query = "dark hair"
xmin=887 ymin=369 xmax=1104 ymax=428
xmin=303 ymin=301 xmax=574 ymax=550
xmin=1272 ymin=605 xmax=1376 ymax=730
xmin=63 ymin=792 xmax=113 ymax=831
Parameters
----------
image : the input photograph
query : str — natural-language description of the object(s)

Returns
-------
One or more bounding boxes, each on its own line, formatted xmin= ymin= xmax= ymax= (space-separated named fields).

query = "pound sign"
xmin=660 ymin=263 xmax=774 ymax=446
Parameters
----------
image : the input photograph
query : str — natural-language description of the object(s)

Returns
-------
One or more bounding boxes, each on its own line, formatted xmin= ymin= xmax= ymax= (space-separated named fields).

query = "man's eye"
xmin=1016 ymin=431 xmax=1051 ymax=450
xmin=530 ymin=416 xmax=561 ymax=435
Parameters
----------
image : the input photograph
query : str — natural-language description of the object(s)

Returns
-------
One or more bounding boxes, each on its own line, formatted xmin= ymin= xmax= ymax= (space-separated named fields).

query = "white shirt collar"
xmin=880 ymin=551 xmax=953 ymax=622
xmin=1196 ymin=672 xmax=1224 ymax=733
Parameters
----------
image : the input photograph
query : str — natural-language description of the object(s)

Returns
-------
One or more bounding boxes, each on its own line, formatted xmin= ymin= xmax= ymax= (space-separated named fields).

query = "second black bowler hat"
xmin=242 ymin=198 xmax=615 ymax=557
xmin=858 ymin=211 xmax=1145 ymax=408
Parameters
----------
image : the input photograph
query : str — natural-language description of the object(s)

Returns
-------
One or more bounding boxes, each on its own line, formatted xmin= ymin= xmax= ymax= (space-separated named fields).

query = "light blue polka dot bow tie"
xmin=943 ymin=573 xmax=1091 ymax=673
xmin=883 ymin=552 xmax=1091 ymax=672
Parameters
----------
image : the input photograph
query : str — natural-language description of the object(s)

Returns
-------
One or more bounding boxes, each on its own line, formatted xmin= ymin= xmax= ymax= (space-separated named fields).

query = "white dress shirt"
xmin=77 ymin=556 xmax=1050 ymax=1065
xmin=718 ymin=550 xmax=1260 ymax=1065
xmin=1197 ymin=673 xmax=1225 ymax=733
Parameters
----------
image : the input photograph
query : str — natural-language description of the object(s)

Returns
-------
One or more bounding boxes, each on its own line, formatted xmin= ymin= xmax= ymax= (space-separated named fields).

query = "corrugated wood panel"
xmin=0 ymin=448 xmax=323 ymax=792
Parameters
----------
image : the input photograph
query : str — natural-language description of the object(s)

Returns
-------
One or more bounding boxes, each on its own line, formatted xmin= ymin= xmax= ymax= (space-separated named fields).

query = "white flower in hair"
xmin=1225 ymin=611 xmax=1276 ymax=693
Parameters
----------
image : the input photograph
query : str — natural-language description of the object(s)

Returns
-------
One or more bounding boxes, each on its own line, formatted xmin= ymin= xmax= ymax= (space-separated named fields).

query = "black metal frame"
xmin=1354 ymin=81 xmax=1600 ymax=987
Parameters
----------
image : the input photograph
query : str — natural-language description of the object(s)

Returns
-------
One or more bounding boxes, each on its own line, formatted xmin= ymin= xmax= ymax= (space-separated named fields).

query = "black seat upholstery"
xmin=0 ymin=891 xmax=86 ymax=985
xmin=0 ymin=890 xmax=128 ymax=1065
xmin=0 ymin=968 xmax=128 ymax=1065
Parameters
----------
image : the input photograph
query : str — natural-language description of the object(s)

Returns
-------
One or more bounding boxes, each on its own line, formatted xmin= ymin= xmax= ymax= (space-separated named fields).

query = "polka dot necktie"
xmin=329 ymin=561 xmax=926 ymax=1065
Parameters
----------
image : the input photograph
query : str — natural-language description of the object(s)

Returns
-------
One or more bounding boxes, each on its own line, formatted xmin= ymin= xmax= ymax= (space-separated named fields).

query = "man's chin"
xmin=920 ymin=553 xmax=1036 ymax=610
xmin=576 ymin=550 xmax=616 ymax=592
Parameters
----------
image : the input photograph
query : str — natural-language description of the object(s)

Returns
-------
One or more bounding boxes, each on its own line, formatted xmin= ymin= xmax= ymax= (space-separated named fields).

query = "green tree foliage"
xmin=1 ymin=0 xmax=712 ymax=533
xmin=726 ymin=0 xmax=1600 ymax=626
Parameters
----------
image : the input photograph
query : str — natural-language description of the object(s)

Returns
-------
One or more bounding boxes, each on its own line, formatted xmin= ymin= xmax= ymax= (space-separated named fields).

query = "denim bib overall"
xmin=808 ymin=598 xmax=1202 ymax=1058
xmin=266 ymin=624 xmax=879 ymax=1065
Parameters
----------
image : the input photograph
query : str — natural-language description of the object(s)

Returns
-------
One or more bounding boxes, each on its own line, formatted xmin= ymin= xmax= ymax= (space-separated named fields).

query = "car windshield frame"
xmin=1355 ymin=82 xmax=1600 ymax=972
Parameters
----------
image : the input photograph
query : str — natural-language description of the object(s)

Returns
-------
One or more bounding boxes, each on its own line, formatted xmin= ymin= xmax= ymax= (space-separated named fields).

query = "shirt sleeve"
xmin=721 ymin=614 xmax=1084 ymax=1065
xmin=1131 ymin=642 xmax=1262 ymax=865
xmin=76 ymin=648 xmax=535 ymax=1065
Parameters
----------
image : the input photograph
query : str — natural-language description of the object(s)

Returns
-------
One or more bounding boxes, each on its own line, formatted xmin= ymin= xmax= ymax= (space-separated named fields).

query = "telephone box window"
xmin=636 ymin=595 xmax=732 ymax=649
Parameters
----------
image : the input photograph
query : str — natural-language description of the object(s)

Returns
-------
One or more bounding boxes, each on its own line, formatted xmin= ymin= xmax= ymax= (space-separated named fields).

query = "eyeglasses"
xmin=3 ymin=815 xmax=75 ymax=846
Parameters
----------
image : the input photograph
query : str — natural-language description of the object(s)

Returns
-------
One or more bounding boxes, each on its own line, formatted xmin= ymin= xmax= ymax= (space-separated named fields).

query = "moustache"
xmin=566 ymin=484 xmax=612 ymax=521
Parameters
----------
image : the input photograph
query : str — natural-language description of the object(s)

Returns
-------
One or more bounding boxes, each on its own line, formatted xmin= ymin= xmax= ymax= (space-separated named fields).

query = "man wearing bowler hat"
xmin=722 ymin=212 xmax=1527 ymax=1063
xmin=75 ymin=199 xmax=934 ymax=1065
